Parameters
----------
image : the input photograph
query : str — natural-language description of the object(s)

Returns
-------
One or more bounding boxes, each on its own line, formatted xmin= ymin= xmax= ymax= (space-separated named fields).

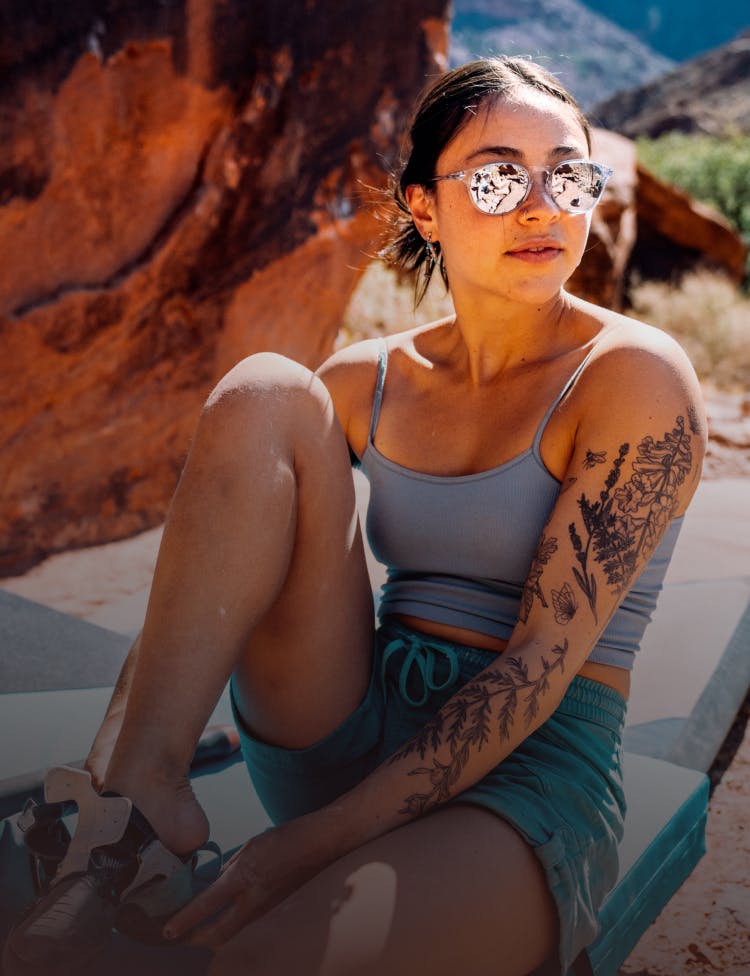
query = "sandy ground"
xmin=1 ymin=387 xmax=748 ymax=973
xmin=620 ymin=722 xmax=750 ymax=976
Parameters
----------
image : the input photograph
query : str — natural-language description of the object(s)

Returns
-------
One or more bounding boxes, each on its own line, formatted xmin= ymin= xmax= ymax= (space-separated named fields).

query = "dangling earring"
xmin=424 ymin=233 xmax=436 ymax=271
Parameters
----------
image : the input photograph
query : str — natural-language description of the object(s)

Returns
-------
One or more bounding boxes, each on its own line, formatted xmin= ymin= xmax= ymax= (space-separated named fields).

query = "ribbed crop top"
xmin=358 ymin=341 xmax=683 ymax=670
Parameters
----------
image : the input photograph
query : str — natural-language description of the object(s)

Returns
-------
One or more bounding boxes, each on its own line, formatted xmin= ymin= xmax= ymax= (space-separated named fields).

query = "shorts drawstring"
xmin=380 ymin=631 xmax=460 ymax=707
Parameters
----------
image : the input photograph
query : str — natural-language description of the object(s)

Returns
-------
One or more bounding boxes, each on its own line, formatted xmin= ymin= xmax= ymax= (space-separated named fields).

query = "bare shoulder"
xmin=563 ymin=303 xmax=708 ymax=515
xmin=316 ymin=320 xmax=452 ymax=454
xmin=316 ymin=336 xmax=382 ymax=387
xmin=315 ymin=339 xmax=382 ymax=452
xmin=317 ymin=320 xmax=452 ymax=405
xmin=573 ymin=302 xmax=706 ymax=438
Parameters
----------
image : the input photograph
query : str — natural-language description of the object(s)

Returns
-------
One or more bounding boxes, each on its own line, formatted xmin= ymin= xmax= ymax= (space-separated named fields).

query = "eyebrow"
xmin=465 ymin=144 xmax=583 ymax=163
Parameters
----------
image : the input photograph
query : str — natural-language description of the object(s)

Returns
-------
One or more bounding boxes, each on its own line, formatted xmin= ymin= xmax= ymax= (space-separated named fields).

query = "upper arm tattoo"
xmin=569 ymin=414 xmax=693 ymax=621
xmin=551 ymin=582 xmax=578 ymax=624
xmin=583 ymin=449 xmax=607 ymax=469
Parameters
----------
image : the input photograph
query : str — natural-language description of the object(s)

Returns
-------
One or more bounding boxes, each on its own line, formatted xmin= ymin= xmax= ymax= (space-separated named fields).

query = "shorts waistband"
xmin=554 ymin=674 xmax=627 ymax=729
xmin=377 ymin=618 xmax=627 ymax=729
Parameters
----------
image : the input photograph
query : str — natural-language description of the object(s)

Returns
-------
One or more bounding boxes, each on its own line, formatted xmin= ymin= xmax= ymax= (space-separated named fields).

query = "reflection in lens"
xmin=469 ymin=163 xmax=529 ymax=215
xmin=550 ymin=162 xmax=604 ymax=213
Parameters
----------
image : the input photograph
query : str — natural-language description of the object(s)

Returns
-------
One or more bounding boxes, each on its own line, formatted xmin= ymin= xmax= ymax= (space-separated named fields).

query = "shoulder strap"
xmin=368 ymin=339 xmax=389 ymax=443
xmin=532 ymin=346 xmax=596 ymax=452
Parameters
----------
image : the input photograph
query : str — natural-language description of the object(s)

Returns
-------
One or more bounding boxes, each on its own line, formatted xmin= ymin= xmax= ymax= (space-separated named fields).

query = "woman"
xmin=7 ymin=57 xmax=705 ymax=976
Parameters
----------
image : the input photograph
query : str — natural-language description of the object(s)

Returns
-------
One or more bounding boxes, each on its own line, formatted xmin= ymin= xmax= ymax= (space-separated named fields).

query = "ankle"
xmin=103 ymin=767 xmax=210 ymax=857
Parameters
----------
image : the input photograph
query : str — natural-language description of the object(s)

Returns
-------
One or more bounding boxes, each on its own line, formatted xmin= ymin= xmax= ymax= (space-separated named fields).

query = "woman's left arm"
xmin=353 ymin=340 xmax=705 ymax=812
xmin=167 ymin=339 xmax=706 ymax=946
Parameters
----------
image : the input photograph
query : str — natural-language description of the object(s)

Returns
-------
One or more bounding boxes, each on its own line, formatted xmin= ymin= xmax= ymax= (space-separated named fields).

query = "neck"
xmin=448 ymin=289 xmax=575 ymax=386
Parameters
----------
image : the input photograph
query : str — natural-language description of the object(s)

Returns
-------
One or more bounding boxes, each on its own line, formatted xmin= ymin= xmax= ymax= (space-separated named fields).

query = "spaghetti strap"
xmin=532 ymin=347 xmax=597 ymax=453
xmin=368 ymin=339 xmax=389 ymax=443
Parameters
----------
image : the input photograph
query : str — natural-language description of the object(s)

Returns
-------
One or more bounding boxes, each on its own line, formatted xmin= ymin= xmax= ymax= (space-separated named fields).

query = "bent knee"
xmin=202 ymin=353 xmax=334 ymax=438
xmin=208 ymin=352 xmax=318 ymax=405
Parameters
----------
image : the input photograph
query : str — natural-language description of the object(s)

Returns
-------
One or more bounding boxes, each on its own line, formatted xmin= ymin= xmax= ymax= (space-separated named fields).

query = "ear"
xmin=405 ymin=184 xmax=438 ymax=242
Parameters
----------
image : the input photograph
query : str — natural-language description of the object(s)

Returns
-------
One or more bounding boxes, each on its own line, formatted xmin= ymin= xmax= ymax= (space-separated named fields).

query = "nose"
xmin=518 ymin=170 xmax=560 ymax=221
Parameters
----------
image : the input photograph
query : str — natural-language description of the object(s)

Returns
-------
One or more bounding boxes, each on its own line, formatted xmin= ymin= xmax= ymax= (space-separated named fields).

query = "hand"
xmin=164 ymin=815 xmax=334 ymax=948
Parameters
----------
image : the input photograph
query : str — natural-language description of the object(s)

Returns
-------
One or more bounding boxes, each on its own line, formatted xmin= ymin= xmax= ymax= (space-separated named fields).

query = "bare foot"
xmin=104 ymin=770 xmax=210 ymax=856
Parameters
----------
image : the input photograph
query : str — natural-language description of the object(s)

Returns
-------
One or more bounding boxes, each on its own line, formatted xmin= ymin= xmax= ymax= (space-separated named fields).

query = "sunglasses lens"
xmin=469 ymin=163 xmax=529 ymax=215
xmin=549 ymin=162 xmax=609 ymax=212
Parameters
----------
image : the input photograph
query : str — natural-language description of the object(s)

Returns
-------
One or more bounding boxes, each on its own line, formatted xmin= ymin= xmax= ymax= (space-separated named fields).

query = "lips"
xmin=507 ymin=239 xmax=563 ymax=255
xmin=506 ymin=239 xmax=564 ymax=263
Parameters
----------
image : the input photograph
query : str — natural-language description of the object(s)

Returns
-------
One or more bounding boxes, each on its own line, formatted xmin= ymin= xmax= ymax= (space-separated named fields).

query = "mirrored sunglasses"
xmin=431 ymin=159 xmax=613 ymax=216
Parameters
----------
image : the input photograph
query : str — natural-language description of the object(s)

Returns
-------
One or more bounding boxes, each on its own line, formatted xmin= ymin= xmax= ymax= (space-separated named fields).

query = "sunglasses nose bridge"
xmin=518 ymin=165 xmax=558 ymax=213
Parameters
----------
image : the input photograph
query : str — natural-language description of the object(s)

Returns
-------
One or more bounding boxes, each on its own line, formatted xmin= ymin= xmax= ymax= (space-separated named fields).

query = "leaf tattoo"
xmin=569 ymin=415 xmax=693 ymax=620
xmin=388 ymin=640 xmax=570 ymax=816
xmin=519 ymin=533 xmax=558 ymax=623
xmin=551 ymin=582 xmax=578 ymax=624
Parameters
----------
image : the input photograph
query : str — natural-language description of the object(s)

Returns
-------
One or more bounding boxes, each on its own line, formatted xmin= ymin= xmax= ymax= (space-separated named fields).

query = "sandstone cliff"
xmin=1 ymin=7 xmax=746 ymax=575
xmin=566 ymin=129 xmax=747 ymax=308
xmin=0 ymin=0 xmax=450 ymax=574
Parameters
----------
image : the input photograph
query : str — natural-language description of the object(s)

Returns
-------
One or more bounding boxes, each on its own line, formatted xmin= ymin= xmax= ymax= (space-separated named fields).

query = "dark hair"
xmin=380 ymin=57 xmax=592 ymax=304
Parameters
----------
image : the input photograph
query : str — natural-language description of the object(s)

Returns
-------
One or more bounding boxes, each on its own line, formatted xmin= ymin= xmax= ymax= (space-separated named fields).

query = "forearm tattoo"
xmin=388 ymin=640 xmax=569 ymax=816
xmin=569 ymin=414 xmax=693 ymax=621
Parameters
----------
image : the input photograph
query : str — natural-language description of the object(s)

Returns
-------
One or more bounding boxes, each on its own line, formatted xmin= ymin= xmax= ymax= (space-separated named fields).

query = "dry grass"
xmin=338 ymin=261 xmax=454 ymax=346
xmin=628 ymin=271 xmax=750 ymax=390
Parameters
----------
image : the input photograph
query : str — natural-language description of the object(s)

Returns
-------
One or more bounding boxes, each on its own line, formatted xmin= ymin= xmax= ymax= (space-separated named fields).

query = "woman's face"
xmin=418 ymin=89 xmax=594 ymax=308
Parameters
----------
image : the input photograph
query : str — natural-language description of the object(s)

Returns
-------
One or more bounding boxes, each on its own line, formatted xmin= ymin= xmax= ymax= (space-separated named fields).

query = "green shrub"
xmin=637 ymin=133 xmax=750 ymax=242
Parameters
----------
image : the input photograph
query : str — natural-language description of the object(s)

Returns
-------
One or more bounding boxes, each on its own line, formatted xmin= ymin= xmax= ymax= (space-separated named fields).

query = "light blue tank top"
xmin=359 ymin=341 xmax=682 ymax=670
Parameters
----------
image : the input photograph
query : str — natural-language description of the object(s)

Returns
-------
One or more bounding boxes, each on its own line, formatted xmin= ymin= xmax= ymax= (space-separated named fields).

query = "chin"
xmin=505 ymin=279 xmax=569 ymax=306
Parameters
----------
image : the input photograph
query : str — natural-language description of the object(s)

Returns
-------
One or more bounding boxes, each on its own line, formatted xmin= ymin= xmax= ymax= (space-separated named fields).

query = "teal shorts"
xmin=230 ymin=619 xmax=627 ymax=973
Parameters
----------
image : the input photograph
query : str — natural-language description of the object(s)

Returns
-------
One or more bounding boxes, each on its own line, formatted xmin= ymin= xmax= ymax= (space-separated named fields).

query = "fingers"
xmin=164 ymin=872 xmax=259 ymax=950
xmin=163 ymin=874 xmax=235 ymax=942
xmin=186 ymin=902 xmax=248 ymax=949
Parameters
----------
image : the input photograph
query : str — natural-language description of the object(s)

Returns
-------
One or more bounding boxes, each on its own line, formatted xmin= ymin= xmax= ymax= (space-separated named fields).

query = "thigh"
xmin=231 ymin=356 xmax=375 ymax=751
xmin=208 ymin=805 xmax=559 ymax=976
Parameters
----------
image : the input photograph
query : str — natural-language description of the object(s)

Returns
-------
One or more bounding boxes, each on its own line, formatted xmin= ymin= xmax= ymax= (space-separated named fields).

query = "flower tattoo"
xmin=569 ymin=415 xmax=693 ymax=620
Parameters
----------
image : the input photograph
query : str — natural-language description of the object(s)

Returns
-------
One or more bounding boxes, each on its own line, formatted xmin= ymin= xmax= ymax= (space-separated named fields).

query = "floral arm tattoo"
xmin=569 ymin=414 xmax=693 ymax=621
xmin=518 ymin=532 xmax=558 ymax=622
xmin=381 ymin=412 xmax=697 ymax=822
xmin=387 ymin=641 xmax=570 ymax=816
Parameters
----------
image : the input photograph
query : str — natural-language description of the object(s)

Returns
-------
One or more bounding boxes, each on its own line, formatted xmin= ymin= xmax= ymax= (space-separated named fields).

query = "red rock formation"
xmin=567 ymin=128 xmax=747 ymax=306
xmin=0 ymin=0 xmax=450 ymax=574
xmin=631 ymin=166 xmax=749 ymax=285
xmin=1 ymin=8 xmax=745 ymax=575
xmin=567 ymin=128 xmax=639 ymax=310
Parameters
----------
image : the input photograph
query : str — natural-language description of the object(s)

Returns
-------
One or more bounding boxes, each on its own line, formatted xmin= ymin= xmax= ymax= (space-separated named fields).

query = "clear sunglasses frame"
xmin=430 ymin=159 xmax=614 ymax=216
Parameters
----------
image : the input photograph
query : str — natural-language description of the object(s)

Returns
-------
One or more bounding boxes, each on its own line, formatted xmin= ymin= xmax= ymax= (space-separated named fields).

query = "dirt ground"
xmin=620 ymin=718 xmax=750 ymax=976
xmin=616 ymin=388 xmax=750 ymax=974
